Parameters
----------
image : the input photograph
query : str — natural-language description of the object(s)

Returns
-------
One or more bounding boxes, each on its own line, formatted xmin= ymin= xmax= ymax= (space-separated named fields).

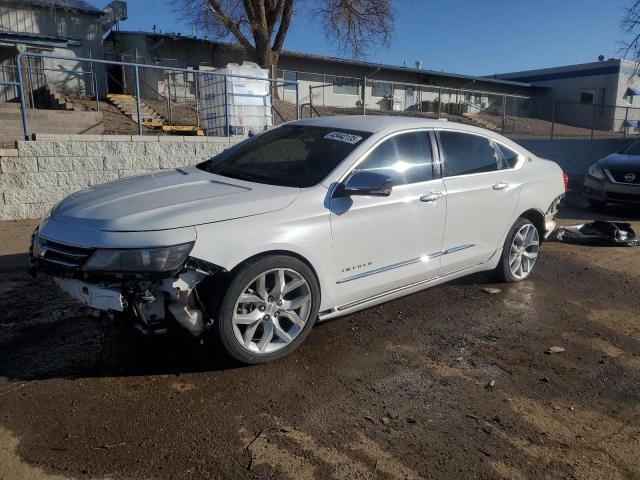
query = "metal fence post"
xmin=295 ymin=82 xmax=300 ymax=119
xmin=167 ymin=73 xmax=173 ymax=124
xmin=223 ymin=74 xmax=230 ymax=138
xmin=501 ymin=94 xmax=506 ymax=135
xmin=309 ymin=85 xmax=313 ymax=118
xmin=361 ymin=77 xmax=366 ymax=115
xmin=437 ymin=87 xmax=442 ymax=118
xmin=134 ymin=64 xmax=143 ymax=135
xmin=590 ymin=103 xmax=596 ymax=141
xmin=550 ymin=101 xmax=556 ymax=140
xmin=121 ymin=54 xmax=127 ymax=94
xmin=623 ymin=107 xmax=629 ymax=139
xmin=16 ymin=53 xmax=30 ymax=140
xmin=26 ymin=62 xmax=35 ymax=108
xmin=195 ymin=72 xmax=200 ymax=127
xmin=89 ymin=51 xmax=100 ymax=112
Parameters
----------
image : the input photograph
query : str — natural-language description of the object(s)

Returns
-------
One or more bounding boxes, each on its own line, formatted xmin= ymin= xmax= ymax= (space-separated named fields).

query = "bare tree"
xmin=173 ymin=0 xmax=394 ymax=77
xmin=621 ymin=0 xmax=640 ymax=77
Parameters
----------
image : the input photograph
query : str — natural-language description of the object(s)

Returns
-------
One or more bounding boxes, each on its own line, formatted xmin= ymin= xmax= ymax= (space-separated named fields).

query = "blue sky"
xmin=114 ymin=0 xmax=632 ymax=75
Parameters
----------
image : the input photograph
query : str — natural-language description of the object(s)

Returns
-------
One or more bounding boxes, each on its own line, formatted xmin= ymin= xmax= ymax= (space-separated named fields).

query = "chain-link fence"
xmin=5 ymin=53 xmax=640 ymax=142
xmin=305 ymin=75 xmax=640 ymax=140
xmin=7 ymin=52 xmax=299 ymax=140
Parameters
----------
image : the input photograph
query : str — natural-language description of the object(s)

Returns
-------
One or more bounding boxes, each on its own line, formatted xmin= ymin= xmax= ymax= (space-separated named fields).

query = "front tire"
xmin=207 ymin=255 xmax=320 ymax=364
xmin=495 ymin=218 xmax=540 ymax=282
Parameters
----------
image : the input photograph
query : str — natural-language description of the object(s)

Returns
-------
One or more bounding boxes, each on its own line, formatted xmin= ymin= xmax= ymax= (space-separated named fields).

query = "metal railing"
xmin=10 ymin=51 xmax=300 ymax=140
xmin=5 ymin=52 xmax=640 ymax=141
xmin=306 ymin=76 xmax=640 ymax=140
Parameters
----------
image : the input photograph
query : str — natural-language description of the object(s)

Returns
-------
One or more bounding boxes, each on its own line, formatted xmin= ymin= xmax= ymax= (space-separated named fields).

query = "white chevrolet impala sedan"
xmin=31 ymin=116 xmax=566 ymax=364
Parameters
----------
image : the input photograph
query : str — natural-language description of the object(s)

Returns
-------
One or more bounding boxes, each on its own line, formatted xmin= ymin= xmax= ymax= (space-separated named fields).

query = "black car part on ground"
xmin=555 ymin=221 xmax=639 ymax=247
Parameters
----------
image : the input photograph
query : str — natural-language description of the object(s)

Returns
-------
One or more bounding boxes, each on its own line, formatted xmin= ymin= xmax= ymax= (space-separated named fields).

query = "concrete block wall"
xmin=0 ymin=134 xmax=244 ymax=221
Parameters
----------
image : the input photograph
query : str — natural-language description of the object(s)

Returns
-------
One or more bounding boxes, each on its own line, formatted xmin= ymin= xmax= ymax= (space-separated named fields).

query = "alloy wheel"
xmin=509 ymin=223 xmax=539 ymax=280
xmin=231 ymin=268 xmax=312 ymax=354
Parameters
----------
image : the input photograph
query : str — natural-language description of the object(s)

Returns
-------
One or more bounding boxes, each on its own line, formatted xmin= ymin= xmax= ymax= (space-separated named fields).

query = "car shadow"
xmin=0 ymin=270 xmax=244 ymax=382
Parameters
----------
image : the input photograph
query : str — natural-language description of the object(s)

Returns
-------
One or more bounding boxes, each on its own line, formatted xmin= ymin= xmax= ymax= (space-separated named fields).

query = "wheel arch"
xmin=229 ymin=249 xmax=322 ymax=296
xmin=518 ymin=208 xmax=546 ymax=243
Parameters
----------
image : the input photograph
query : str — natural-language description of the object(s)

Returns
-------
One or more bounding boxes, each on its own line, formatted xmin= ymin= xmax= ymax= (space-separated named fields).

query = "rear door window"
xmin=438 ymin=131 xmax=500 ymax=177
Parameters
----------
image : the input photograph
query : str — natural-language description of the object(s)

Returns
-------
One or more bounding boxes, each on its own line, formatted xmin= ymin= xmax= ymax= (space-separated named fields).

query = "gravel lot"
xmin=1 ymin=183 xmax=639 ymax=480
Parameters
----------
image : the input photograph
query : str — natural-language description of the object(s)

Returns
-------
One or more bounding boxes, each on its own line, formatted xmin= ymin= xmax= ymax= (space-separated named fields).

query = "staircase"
xmin=107 ymin=94 xmax=164 ymax=124
xmin=32 ymin=85 xmax=74 ymax=111
xmin=0 ymin=103 xmax=103 ymax=143
xmin=107 ymin=94 xmax=204 ymax=136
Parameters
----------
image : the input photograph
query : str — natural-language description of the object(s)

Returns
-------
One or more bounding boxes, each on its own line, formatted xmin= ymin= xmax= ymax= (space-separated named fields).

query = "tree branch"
xmin=207 ymin=0 xmax=253 ymax=49
xmin=272 ymin=0 xmax=293 ymax=52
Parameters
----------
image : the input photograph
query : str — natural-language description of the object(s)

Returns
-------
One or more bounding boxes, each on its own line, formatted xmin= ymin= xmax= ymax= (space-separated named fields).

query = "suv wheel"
xmin=207 ymin=255 xmax=320 ymax=364
xmin=495 ymin=218 xmax=540 ymax=282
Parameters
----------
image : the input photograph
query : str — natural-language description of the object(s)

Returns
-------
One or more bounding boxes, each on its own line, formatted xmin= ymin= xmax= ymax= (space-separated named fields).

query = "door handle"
xmin=493 ymin=181 xmax=509 ymax=190
xmin=420 ymin=192 xmax=444 ymax=202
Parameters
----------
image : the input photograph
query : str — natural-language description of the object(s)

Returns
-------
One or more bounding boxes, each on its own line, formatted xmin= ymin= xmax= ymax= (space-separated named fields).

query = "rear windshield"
xmin=620 ymin=139 xmax=640 ymax=155
xmin=197 ymin=125 xmax=371 ymax=188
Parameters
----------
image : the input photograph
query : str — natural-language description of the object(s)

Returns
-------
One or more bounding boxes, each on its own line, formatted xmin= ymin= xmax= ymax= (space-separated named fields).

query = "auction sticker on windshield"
xmin=324 ymin=132 xmax=363 ymax=144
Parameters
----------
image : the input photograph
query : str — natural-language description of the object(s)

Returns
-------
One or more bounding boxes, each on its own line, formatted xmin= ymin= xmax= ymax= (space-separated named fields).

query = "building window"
xmin=371 ymin=81 xmax=393 ymax=97
xmin=332 ymin=76 xmax=360 ymax=95
xmin=579 ymin=90 xmax=594 ymax=104
xmin=283 ymin=70 xmax=297 ymax=91
xmin=625 ymin=87 xmax=639 ymax=104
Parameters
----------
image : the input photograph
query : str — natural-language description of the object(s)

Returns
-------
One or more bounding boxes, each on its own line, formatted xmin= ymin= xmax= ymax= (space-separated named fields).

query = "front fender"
xmin=191 ymin=206 xmax=336 ymax=310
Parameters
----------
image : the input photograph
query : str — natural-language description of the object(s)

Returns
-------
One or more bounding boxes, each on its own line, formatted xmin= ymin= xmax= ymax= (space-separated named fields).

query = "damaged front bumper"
xmin=53 ymin=277 xmax=127 ymax=312
xmin=30 ymin=232 xmax=222 ymax=336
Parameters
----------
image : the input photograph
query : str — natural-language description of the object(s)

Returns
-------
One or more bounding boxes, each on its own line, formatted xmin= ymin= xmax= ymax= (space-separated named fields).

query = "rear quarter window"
xmin=495 ymin=143 xmax=521 ymax=169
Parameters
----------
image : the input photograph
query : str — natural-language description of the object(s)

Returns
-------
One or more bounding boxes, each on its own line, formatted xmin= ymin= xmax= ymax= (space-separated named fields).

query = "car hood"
xmin=600 ymin=153 xmax=640 ymax=170
xmin=52 ymin=167 xmax=300 ymax=231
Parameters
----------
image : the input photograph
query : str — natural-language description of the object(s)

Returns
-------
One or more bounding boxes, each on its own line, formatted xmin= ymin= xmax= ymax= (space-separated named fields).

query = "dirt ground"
xmin=0 ymin=182 xmax=639 ymax=480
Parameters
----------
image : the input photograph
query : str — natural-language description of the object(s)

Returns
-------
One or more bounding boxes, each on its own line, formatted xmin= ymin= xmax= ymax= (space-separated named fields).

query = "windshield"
xmin=196 ymin=125 xmax=371 ymax=187
xmin=620 ymin=139 xmax=640 ymax=155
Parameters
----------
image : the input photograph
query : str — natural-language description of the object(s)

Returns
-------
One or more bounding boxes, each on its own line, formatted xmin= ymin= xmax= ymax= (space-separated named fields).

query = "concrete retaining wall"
xmin=515 ymin=138 xmax=631 ymax=175
xmin=0 ymin=134 xmax=243 ymax=220
xmin=1 ymin=135 xmax=633 ymax=220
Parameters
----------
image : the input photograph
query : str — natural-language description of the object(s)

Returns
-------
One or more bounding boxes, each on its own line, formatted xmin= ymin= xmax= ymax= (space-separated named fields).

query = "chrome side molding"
xmin=336 ymin=244 xmax=474 ymax=284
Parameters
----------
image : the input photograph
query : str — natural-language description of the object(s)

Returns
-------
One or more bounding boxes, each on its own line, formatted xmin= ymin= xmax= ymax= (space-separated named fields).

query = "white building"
xmin=0 ymin=0 xmax=127 ymax=102
xmin=491 ymin=58 xmax=640 ymax=132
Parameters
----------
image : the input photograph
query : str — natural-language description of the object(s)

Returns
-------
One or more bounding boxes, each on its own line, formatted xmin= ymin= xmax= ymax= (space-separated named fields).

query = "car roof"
xmin=289 ymin=115 xmax=527 ymax=153
xmin=291 ymin=115 xmax=492 ymax=135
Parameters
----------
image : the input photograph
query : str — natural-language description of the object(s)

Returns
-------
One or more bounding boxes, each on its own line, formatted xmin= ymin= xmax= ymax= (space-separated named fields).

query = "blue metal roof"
xmin=5 ymin=0 xmax=103 ymax=15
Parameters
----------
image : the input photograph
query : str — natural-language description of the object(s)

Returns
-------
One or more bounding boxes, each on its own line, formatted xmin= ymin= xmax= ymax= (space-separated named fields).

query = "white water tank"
xmin=198 ymin=62 xmax=272 ymax=136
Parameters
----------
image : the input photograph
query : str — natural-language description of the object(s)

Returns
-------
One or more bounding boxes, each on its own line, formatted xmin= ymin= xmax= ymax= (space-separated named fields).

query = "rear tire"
xmin=206 ymin=255 xmax=320 ymax=364
xmin=495 ymin=217 xmax=540 ymax=283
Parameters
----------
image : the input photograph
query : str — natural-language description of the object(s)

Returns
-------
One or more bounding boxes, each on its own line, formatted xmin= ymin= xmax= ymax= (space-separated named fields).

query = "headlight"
xmin=588 ymin=163 xmax=605 ymax=179
xmin=82 ymin=242 xmax=194 ymax=273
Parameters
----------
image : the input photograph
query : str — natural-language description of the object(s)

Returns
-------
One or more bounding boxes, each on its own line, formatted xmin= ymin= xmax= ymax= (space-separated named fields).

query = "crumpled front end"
xmin=29 ymin=223 xmax=221 ymax=336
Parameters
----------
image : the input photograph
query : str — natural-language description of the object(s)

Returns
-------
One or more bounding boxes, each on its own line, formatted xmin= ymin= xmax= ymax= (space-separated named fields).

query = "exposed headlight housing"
xmin=82 ymin=242 xmax=194 ymax=273
xmin=588 ymin=163 xmax=605 ymax=180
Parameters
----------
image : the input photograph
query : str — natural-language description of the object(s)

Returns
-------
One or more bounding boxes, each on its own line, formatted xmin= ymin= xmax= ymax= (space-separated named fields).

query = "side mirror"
xmin=335 ymin=171 xmax=394 ymax=197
